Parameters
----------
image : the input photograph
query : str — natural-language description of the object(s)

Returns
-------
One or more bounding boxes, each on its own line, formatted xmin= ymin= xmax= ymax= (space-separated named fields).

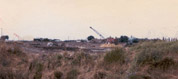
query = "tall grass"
xmin=0 ymin=41 xmax=178 ymax=79
xmin=66 ymin=69 xmax=79 ymax=79
xmin=104 ymin=48 xmax=126 ymax=64
xmin=132 ymin=41 xmax=178 ymax=72
xmin=54 ymin=71 xmax=63 ymax=79
xmin=0 ymin=42 xmax=29 ymax=79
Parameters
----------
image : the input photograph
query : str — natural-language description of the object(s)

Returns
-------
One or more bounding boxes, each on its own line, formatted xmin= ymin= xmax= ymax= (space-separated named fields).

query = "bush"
xmin=29 ymin=61 xmax=43 ymax=72
xmin=54 ymin=71 xmax=63 ymax=79
xmin=151 ymin=57 xmax=176 ymax=71
xmin=33 ymin=63 xmax=43 ymax=79
xmin=94 ymin=72 xmax=106 ymax=79
xmin=128 ymin=74 xmax=151 ymax=79
xmin=66 ymin=69 xmax=79 ymax=79
xmin=33 ymin=72 xmax=42 ymax=79
xmin=71 ymin=53 xmax=91 ymax=65
xmin=47 ymin=54 xmax=62 ymax=69
xmin=133 ymin=41 xmax=178 ymax=66
xmin=104 ymin=48 xmax=125 ymax=64
xmin=71 ymin=54 xmax=82 ymax=65
xmin=29 ymin=60 xmax=43 ymax=79
xmin=132 ymin=41 xmax=178 ymax=54
xmin=7 ymin=46 xmax=23 ymax=55
xmin=0 ymin=68 xmax=29 ymax=79
xmin=135 ymin=49 xmax=163 ymax=66
xmin=1 ymin=59 xmax=10 ymax=67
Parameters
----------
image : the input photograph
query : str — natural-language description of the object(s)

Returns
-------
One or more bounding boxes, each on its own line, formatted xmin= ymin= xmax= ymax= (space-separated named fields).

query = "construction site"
xmin=0 ymin=26 xmax=138 ymax=53
xmin=0 ymin=26 xmax=178 ymax=79
xmin=1 ymin=0 xmax=178 ymax=79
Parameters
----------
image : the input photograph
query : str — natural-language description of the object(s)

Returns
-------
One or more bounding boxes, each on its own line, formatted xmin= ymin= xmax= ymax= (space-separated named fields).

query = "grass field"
xmin=0 ymin=41 xmax=178 ymax=79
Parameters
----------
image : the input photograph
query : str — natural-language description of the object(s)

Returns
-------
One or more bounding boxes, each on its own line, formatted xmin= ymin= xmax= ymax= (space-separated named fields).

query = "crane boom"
xmin=90 ymin=27 xmax=105 ymax=39
xmin=14 ymin=33 xmax=20 ymax=40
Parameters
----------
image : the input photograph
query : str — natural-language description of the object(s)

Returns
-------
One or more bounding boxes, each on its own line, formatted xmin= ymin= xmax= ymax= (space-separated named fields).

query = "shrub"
xmin=104 ymin=48 xmax=125 ymax=64
xmin=132 ymin=41 xmax=178 ymax=54
xmin=57 ymin=55 xmax=63 ymax=60
xmin=0 ymin=68 xmax=29 ymax=79
xmin=151 ymin=57 xmax=176 ymax=71
xmin=54 ymin=71 xmax=63 ymax=79
xmin=128 ymin=74 xmax=151 ymax=79
xmin=66 ymin=69 xmax=79 ymax=79
xmin=33 ymin=72 xmax=42 ymax=79
xmin=7 ymin=46 xmax=23 ymax=55
xmin=135 ymin=49 xmax=163 ymax=66
xmin=29 ymin=60 xmax=43 ymax=79
xmin=71 ymin=53 xmax=90 ymax=65
xmin=0 ymin=70 xmax=14 ymax=79
xmin=29 ymin=61 xmax=43 ymax=71
xmin=47 ymin=54 xmax=63 ymax=69
xmin=33 ymin=63 xmax=43 ymax=79
xmin=1 ymin=59 xmax=10 ymax=67
xmin=94 ymin=72 xmax=106 ymax=79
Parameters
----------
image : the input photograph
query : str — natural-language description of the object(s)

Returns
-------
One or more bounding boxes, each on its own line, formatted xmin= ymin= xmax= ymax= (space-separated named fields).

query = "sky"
xmin=0 ymin=0 xmax=178 ymax=40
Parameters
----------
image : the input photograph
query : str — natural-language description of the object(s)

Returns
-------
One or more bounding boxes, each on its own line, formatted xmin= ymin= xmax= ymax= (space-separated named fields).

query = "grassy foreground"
xmin=0 ymin=41 xmax=178 ymax=79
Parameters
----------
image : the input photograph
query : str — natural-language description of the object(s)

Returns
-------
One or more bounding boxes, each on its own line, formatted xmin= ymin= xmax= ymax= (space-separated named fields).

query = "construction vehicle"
xmin=89 ymin=27 xmax=116 ymax=44
xmin=14 ymin=33 xmax=21 ymax=40
xmin=90 ymin=27 xmax=105 ymax=39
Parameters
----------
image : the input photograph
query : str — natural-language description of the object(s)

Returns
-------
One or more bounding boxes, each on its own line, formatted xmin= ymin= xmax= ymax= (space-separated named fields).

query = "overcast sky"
xmin=0 ymin=0 xmax=178 ymax=40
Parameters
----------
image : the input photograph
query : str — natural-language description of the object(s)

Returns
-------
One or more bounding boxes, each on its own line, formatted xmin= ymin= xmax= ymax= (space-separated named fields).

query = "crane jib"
xmin=90 ymin=27 xmax=105 ymax=39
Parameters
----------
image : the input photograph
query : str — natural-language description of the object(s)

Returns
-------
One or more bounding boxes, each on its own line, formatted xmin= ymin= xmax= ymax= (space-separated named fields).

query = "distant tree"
xmin=132 ymin=38 xmax=139 ymax=43
xmin=5 ymin=36 xmax=9 ymax=40
xmin=114 ymin=37 xmax=119 ymax=45
xmin=0 ymin=35 xmax=9 ymax=40
xmin=87 ymin=35 xmax=95 ymax=41
xmin=119 ymin=36 xmax=129 ymax=43
xmin=43 ymin=38 xmax=50 ymax=42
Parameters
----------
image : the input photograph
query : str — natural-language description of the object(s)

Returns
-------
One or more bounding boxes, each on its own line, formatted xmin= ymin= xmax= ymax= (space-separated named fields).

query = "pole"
xmin=0 ymin=28 xmax=2 ymax=37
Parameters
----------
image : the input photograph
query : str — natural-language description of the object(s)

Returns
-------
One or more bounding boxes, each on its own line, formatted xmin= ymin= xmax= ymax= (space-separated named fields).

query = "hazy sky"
xmin=0 ymin=0 xmax=178 ymax=40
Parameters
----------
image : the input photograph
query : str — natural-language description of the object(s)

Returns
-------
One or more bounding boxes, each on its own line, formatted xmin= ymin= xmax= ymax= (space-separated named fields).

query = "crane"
xmin=90 ymin=26 xmax=105 ymax=39
xmin=14 ymin=33 xmax=21 ymax=40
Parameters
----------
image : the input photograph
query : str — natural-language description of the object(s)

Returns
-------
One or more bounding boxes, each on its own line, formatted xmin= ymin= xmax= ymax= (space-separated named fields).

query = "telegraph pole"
xmin=0 ymin=28 xmax=2 ymax=37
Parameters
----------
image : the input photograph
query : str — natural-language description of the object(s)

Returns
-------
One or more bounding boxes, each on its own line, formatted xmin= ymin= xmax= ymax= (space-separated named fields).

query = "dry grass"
xmin=0 ymin=41 xmax=178 ymax=79
xmin=128 ymin=41 xmax=178 ymax=79
xmin=104 ymin=48 xmax=126 ymax=64
xmin=66 ymin=69 xmax=79 ymax=79
xmin=54 ymin=71 xmax=63 ymax=79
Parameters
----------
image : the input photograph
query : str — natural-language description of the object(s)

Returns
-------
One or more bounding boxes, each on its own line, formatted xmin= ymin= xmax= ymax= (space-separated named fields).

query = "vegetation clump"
xmin=33 ymin=63 xmax=43 ymax=79
xmin=72 ymin=52 xmax=92 ymax=66
xmin=150 ymin=57 xmax=176 ymax=71
xmin=135 ymin=48 xmax=163 ymax=66
xmin=0 ymin=41 xmax=178 ymax=79
xmin=104 ymin=48 xmax=126 ymax=64
xmin=54 ymin=71 xmax=63 ymax=79
xmin=128 ymin=74 xmax=151 ymax=79
xmin=66 ymin=69 xmax=79 ymax=79
xmin=7 ymin=46 xmax=23 ymax=55
xmin=94 ymin=72 xmax=107 ymax=79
